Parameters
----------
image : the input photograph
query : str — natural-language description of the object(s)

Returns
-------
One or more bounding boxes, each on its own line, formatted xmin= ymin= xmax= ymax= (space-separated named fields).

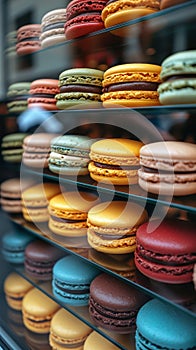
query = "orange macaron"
xmin=101 ymin=63 xmax=161 ymax=107
xmin=101 ymin=0 xmax=160 ymax=36
xmin=48 ymin=191 xmax=99 ymax=247
xmin=88 ymin=138 xmax=143 ymax=185
xmin=87 ymin=200 xmax=148 ymax=254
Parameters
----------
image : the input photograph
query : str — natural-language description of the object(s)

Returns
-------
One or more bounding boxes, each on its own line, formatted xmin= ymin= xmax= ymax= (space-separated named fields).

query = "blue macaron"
xmin=135 ymin=299 xmax=196 ymax=350
xmin=52 ymin=255 xmax=100 ymax=306
xmin=2 ymin=229 xmax=34 ymax=264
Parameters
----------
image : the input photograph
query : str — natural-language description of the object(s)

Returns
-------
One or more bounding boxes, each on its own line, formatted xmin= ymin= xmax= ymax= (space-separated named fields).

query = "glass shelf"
xmin=6 ymin=0 xmax=195 ymax=57
xmin=13 ymin=266 xmax=135 ymax=350
xmin=7 ymin=213 xmax=196 ymax=319
xmin=22 ymin=167 xmax=196 ymax=215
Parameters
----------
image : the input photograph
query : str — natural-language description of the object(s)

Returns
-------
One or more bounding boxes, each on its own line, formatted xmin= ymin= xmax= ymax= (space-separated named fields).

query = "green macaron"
xmin=55 ymin=68 xmax=104 ymax=109
xmin=1 ymin=133 xmax=28 ymax=162
xmin=7 ymin=82 xmax=31 ymax=113
xmin=49 ymin=134 xmax=96 ymax=175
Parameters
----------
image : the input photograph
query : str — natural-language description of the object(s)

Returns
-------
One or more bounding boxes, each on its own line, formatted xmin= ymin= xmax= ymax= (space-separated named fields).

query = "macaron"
xmin=22 ymin=133 xmax=59 ymax=168
xmin=2 ymin=229 xmax=34 ymax=264
xmin=87 ymin=200 xmax=148 ymax=254
xmin=48 ymin=191 xmax=99 ymax=247
xmin=49 ymin=134 xmax=95 ymax=176
xmin=135 ymin=299 xmax=196 ymax=350
xmin=101 ymin=63 xmax=161 ymax=107
xmin=0 ymin=177 xmax=35 ymax=213
xmin=135 ymin=218 xmax=196 ymax=284
xmin=158 ymin=50 xmax=196 ymax=104
xmin=88 ymin=138 xmax=144 ymax=185
xmin=28 ymin=79 xmax=60 ymax=110
xmin=40 ymin=8 xmax=67 ymax=48
xmin=22 ymin=287 xmax=60 ymax=333
xmin=4 ymin=272 xmax=33 ymax=310
xmin=138 ymin=141 xmax=196 ymax=196
xmin=52 ymin=254 xmax=100 ymax=306
xmin=22 ymin=182 xmax=60 ymax=223
xmin=65 ymin=0 xmax=107 ymax=40
xmin=101 ymin=0 xmax=160 ymax=36
xmin=24 ymin=239 xmax=65 ymax=281
xmin=5 ymin=30 xmax=17 ymax=57
xmin=84 ymin=331 xmax=120 ymax=350
xmin=1 ymin=133 xmax=28 ymax=163
xmin=6 ymin=82 xmax=31 ymax=113
xmin=89 ymin=272 xmax=149 ymax=333
xmin=55 ymin=68 xmax=104 ymax=109
xmin=160 ymin=0 xmax=190 ymax=10
xmin=49 ymin=308 xmax=92 ymax=350
xmin=16 ymin=24 xmax=41 ymax=55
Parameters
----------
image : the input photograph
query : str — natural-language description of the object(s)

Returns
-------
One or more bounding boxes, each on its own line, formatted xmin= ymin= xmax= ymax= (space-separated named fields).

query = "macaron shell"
xmin=140 ymin=141 xmax=196 ymax=164
xmin=49 ymin=308 xmax=92 ymax=349
xmin=138 ymin=172 xmax=196 ymax=196
xmin=87 ymin=201 xmax=148 ymax=228
xmin=22 ymin=183 xmax=60 ymax=203
xmin=88 ymin=165 xmax=138 ymax=185
xmin=136 ymin=299 xmax=196 ymax=349
xmin=103 ymin=8 xmax=158 ymax=36
xmin=90 ymin=139 xmax=143 ymax=159
xmin=158 ymin=80 xmax=196 ymax=104
xmin=87 ymin=230 xmax=136 ymax=254
xmin=102 ymin=95 xmax=161 ymax=107
xmin=160 ymin=50 xmax=196 ymax=79
xmin=103 ymin=63 xmax=161 ymax=83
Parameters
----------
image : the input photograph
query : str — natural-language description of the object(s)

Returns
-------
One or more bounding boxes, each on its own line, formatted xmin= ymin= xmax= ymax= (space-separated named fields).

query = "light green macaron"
xmin=55 ymin=68 xmax=104 ymax=109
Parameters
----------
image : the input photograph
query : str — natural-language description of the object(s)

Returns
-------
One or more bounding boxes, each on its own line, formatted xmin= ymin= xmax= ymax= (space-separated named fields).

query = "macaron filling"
xmin=103 ymin=81 xmax=159 ymax=92
xmin=89 ymin=296 xmax=138 ymax=329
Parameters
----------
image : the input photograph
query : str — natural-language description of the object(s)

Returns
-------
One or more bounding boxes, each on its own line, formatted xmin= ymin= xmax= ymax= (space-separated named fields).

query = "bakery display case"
xmin=0 ymin=0 xmax=196 ymax=349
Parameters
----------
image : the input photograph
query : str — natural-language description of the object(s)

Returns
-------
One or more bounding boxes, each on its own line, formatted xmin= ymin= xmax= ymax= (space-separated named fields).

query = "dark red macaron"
xmin=24 ymin=240 xmax=65 ymax=281
xmin=65 ymin=0 xmax=107 ymax=40
xmin=135 ymin=219 xmax=196 ymax=284
xmin=89 ymin=272 xmax=149 ymax=333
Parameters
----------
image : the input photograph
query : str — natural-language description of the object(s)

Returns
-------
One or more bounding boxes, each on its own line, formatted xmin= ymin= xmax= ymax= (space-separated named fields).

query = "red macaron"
xmin=28 ymin=79 xmax=60 ymax=111
xmin=135 ymin=219 xmax=196 ymax=284
xmin=65 ymin=0 xmax=107 ymax=40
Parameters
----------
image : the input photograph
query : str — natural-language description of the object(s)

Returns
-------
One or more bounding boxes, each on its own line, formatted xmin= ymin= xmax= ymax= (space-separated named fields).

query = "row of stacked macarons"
xmin=8 ymin=0 xmax=187 ymax=57
xmin=6 ymin=49 xmax=196 ymax=114
xmin=3 ymin=265 xmax=196 ymax=350
xmin=1 ymin=179 xmax=196 ymax=286
xmin=1 ymin=132 xmax=196 ymax=196
xmin=4 ymin=272 xmax=131 ymax=349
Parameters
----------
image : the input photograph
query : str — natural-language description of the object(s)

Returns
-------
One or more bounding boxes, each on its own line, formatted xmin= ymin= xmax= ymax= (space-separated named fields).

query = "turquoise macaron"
xmin=52 ymin=255 xmax=100 ymax=306
xmin=2 ymin=229 xmax=34 ymax=264
xmin=135 ymin=299 xmax=196 ymax=349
